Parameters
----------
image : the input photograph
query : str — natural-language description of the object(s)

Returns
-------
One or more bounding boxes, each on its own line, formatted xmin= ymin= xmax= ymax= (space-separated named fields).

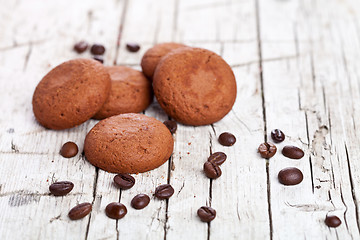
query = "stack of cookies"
xmin=32 ymin=42 xmax=237 ymax=173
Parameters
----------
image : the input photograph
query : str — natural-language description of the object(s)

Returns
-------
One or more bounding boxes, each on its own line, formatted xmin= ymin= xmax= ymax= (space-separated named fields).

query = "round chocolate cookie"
xmin=141 ymin=42 xmax=187 ymax=79
xmin=153 ymin=48 xmax=237 ymax=126
xmin=84 ymin=113 xmax=174 ymax=173
xmin=93 ymin=66 xmax=153 ymax=120
xmin=32 ymin=59 xmax=111 ymax=130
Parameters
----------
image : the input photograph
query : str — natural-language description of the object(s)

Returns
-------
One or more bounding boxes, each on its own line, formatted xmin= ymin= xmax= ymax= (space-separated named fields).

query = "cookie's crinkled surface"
xmin=84 ymin=113 xmax=174 ymax=174
xmin=153 ymin=47 xmax=237 ymax=126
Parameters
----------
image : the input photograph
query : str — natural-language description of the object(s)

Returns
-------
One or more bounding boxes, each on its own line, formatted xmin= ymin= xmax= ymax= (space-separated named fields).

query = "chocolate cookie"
xmin=84 ymin=113 xmax=174 ymax=173
xmin=32 ymin=59 xmax=111 ymax=130
xmin=141 ymin=42 xmax=187 ymax=79
xmin=93 ymin=66 xmax=153 ymax=120
xmin=153 ymin=48 xmax=237 ymax=126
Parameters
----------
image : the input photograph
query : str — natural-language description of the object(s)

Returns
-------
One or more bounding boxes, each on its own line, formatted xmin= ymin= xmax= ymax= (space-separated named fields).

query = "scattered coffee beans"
xmin=105 ymin=202 xmax=127 ymax=219
xmin=278 ymin=167 xmax=303 ymax=185
xmin=218 ymin=132 xmax=236 ymax=146
xmin=49 ymin=181 xmax=74 ymax=196
xmin=325 ymin=215 xmax=341 ymax=228
xmin=93 ymin=55 xmax=104 ymax=64
xmin=90 ymin=44 xmax=105 ymax=55
xmin=60 ymin=142 xmax=78 ymax=158
xmin=271 ymin=129 xmax=285 ymax=143
xmin=131 ymin=194 xmax=150 ymax=210
xmin=68 ymin=202 xmax=92 ymax=220
xmin=114 ymin=174 xmax=135 ymax=190
xmin=203 ymin=161 xmax=222 ymax=179
xmin=208 ymin=152 xmax=227 ymax=166
xmin=197 ymin=206 xmax=216 ymax=222
xmin=282 ymin=146 xmax=304 ymax=159
xmin=258 ymin=142 xmax=277 ymax=158
xmin=155 ymin=184 xmax=174 ymax=200
xmin=126 ymin=43 xmax=141 ymax=52
xmin=74 ymin=41 xmax=88 ymax=53
xmin=163 ymin=120 xmax=177 ymax=134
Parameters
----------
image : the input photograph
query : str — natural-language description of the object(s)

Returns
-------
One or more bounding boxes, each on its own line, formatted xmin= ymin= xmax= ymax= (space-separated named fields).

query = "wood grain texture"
xmin=1 ymin=0 xmax=360 ymax=239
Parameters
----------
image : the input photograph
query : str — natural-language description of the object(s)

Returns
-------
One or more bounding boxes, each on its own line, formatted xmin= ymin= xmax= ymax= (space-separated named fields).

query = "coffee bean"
xmin=325 ymin=215 xmax=341 ymax=228
xmin=68 ymin=202 xmax=92 ymax=220
xmin=203 ymin=161 xmax=222 ymax=179
xmin=90 ymin=44 xmax=105 ymax=55
xmin=49 ymin=181 xmax=74 ymax=196
xmin=271 ymin=129 xmax=285 ymax=143
xmin=131 ymin=194 xmax=150 ymax=209
xmin=105 ymin=202 xmax=127 ymax=219
xmin=282 ymin=146 xmax=304 ymax=159
xmin=218 ymin=132 xmax=236 ymax=146
xmin=74 ymin=41 xmax=88 ymax=53
xmin=126 ymin=43 xmax=141 ymax=52
xmin=197 ymin=206 xmax=216 ymax=222
xmin=114 ymin=174 xmax=135 ymax=190
xmin=208 ymin=152 xmax=227 ymax=166
xmin=93 ymin=55 xmax=104 ymax=64
xmin=155 ymin=184 xmax=174 ymax=200
xmin=258 ymin=142 xmax=277 ymax=158
xmin=60 ymin=142 xmax=78 ymax=158
xmin=163 ymin=120 xmax=177 ymax=134
xmin=278 ymin=167 xmax=303 ymax=185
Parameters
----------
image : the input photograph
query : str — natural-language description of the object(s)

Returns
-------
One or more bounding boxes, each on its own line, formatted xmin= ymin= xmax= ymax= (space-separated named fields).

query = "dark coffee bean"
xmin=114 ymin=174 xmax=135 ymax=190
xmin=105 ymin=202 xmax=127 ymax=219
xmin=93 ymin=55 xmax=104 ymax=64
xmin=126 ymin=43 xmax=141 ymax=52
xmin=49 ymin=181 xmax=74 ymax=196
xmin=90 ymin=44 xmax=105 ymax=55
xmin=197 ymin=206 xmax=216 ymax=222
xmin=218 ymin=132 xmax=236 ymax=146
xmin=60 ymin=142 xmax=78 ymax=158
xmin=282 ymin=146 xmax=304 ymax=159
xmin=325 ymin=215 xmax=341 ymax=228
xmin=163 ymin=120 xmax=177 ymax=134
xmin=258 ymin=142 xmax=277 ymax=158
xmin=271 ymin=129 xmax=285 ymax=143
xmin=74 ymin=41 xmax=88 ymax=53
xmin=155 ymin=184 xmax=174 ymax=200
xmin=278 ymin=167 xmax=303 ymax=185
xmin=203 ymin=161 xmax=222 ymax=179
xmin=208 ymin=152 xmax=227 ymax=166
xmin=131 ymin=194 xmax=150 ymax=209
xmin=68 ymin=202 xmax=92 ymax=220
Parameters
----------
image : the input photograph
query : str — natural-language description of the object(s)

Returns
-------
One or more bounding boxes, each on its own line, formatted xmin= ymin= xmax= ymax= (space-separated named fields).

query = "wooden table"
xmin=1 ymin=0 xmax=360 ymax=239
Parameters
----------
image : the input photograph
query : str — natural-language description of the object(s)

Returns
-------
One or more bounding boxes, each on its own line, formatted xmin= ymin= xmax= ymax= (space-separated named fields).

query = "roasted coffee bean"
xmin=74 ymin=41 xmax=88 ymax=53
xmin=218 ymin=132 xmax=236 ymax=146
xmin=60 ymin=142 xmax=78 ymax=158
xmin=114 ymin=174 xmax=135 ymax=190
xmin=93 ymin=55 xmax=104 ymax=64
xmin=68 ymin=202 xmax=92 ymax=220
xmin=203 ymin=161 xmax=222 ymax=179
xmin=278 ymin=167 xmax=303 ymax=185
xmin=282 ymin=146 xmax=304 ymax=159
xmin=90 ymin=44 xmax=105 ymax=55
xmin=325 ymin=215 xmax=341 ymax=228
xmin=155 ymin=184 xmax=174 ymax=200
xmin=271 ymin=129 xmax=285 ymax=143
xmin=49 ymin=181 xmax=74 ymax=196
xmin=105 ymin=202 xmax=127 ymax=219
xmin=258 ymin=142 xmax=277 ymax=158
xmin=208 ymin=152 xmax=227 ymax=166
xmin=163 ymin=120 xmax=177 ymax=134
xmin=197 ymin=206 xmax=216 ymax=222
xmin=131 ymin=194 xmax=150 ymax=209
xmin=126 ymin=43 xmax=141 ymax=52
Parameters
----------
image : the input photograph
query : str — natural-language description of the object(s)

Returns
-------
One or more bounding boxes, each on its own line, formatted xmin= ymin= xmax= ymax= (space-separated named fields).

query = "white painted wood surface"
xmin=0 ymin=0 xmax=360 ymax=239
